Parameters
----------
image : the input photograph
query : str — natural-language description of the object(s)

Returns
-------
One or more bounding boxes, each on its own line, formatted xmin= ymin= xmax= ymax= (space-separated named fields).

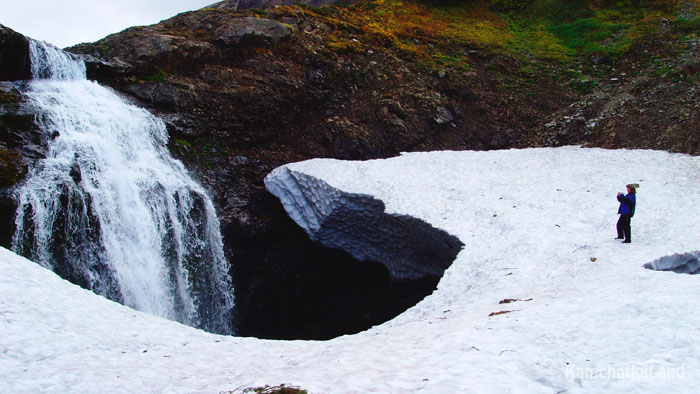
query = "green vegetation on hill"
xmin=274 ymin=0 xmax=699 ymax=76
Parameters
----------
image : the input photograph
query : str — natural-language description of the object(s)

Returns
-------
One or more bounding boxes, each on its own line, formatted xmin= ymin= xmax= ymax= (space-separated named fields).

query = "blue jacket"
xmin=618 ymin=193 xmax=636 ymax=217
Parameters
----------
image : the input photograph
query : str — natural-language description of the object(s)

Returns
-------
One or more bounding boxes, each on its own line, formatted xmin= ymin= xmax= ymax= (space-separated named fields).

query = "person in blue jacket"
xmin=616 ymin=184 xmax=637 ymax=243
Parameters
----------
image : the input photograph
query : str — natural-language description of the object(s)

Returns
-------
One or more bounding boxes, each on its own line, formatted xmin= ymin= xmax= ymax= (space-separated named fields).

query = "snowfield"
xmin=1 ymin=146 xmax=699 ymax=393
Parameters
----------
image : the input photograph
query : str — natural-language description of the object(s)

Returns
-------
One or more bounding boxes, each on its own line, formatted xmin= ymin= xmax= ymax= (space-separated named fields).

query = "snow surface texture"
xmin=2 ymin=147 xmax=699 ymax=393
xmin=264 ymin=167 xmax=463 ymax=280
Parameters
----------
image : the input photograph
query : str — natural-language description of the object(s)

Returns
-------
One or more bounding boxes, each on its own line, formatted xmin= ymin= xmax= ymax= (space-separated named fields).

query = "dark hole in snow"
xmin=228 ymin=198 xmax=460 ymax=340
xmin=644 ymin=252 xmax=700 ymax=275
xmin=227 ymin=168 xmax=464 ymax=340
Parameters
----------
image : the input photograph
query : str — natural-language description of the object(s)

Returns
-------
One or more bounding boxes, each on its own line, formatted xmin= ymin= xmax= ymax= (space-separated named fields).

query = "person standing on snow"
xmin=616 ymin=184 xmax=637 ymax=243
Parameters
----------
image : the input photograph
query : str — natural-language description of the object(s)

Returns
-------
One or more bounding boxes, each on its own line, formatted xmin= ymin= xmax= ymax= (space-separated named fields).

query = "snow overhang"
xmin=264 ymin=167 xmax=463 ymax=280
xmin=644 ymin=251 xmax=700 ymax=275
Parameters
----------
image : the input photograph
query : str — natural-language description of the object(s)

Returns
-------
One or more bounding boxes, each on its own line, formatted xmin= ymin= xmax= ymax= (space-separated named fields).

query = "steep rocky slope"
xmin=1 ymin=0 xmax=699 ymax=339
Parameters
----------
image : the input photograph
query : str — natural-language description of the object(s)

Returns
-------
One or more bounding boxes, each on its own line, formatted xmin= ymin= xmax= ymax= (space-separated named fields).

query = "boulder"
xmin=433 ymin=106 xmax=455 ymax=125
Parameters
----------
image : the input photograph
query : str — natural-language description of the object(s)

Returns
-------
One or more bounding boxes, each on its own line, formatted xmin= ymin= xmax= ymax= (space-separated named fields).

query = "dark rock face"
xmin=0 ymin=25 xmax=31 ymax=81
xmin=0 ymin=82 xmax=42 ymax=248
xmin=213 ymin=17 xmax=294 ymax=46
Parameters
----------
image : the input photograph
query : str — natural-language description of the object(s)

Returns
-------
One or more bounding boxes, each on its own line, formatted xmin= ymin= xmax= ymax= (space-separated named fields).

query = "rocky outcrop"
xmin=213 ymin=17 xmax=294 ymax=46
xmin=0 ymin=25 xmax=31 ymax=81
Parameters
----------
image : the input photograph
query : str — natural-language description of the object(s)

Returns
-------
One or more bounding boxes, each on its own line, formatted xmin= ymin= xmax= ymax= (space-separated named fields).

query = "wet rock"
xmin=0 ymin=146 xmax=27 ymax=187
xmin=0 ymin=24 xmax=31 ymax=81
xmin=81 ymin=54 xmax=134 ymax=80
xmin=0 ymin=82 xmax=42 ymax=249
xmin=0 ymin=83 xmax=44 ymax=160
xmin=123 ymin=83 xmax=197 ymax=108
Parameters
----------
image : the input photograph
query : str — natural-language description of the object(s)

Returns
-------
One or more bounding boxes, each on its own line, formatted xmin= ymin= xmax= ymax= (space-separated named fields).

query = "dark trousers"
xmin=617 ymin=214 xmax=631 ymax=241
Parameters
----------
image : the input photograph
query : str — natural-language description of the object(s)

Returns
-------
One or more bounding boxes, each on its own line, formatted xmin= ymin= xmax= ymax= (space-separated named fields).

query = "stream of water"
xmin=12 ymin=40 xmax=235 ymax=334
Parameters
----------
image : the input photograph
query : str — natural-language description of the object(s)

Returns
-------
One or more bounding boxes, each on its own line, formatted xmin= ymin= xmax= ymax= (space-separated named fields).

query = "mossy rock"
xmin=0 ymin=89 xmax=22 ymax=105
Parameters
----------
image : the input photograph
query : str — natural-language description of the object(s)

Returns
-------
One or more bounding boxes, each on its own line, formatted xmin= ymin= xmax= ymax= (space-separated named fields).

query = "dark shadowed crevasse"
xmin=227 ymin=193 xmax=463 ymax=340
xmin=236 ymin=166 xmax=463 ymax=340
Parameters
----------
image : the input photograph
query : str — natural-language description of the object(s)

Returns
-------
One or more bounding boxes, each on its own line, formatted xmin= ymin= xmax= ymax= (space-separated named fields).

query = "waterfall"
xmin=11 ymin=40 xmax=235 ymax=334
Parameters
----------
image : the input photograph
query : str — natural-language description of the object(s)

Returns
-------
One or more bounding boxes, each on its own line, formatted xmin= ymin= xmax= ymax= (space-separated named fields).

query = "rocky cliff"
xmin=1 ymin=0 xmax=699 ymax=339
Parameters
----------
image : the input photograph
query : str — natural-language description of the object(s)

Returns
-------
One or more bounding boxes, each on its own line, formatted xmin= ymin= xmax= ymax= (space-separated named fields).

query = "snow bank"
xmin=2 ymin=147 xmax=699 ymax=394
xmin=264 ymin=167 xmax=463 ymax=280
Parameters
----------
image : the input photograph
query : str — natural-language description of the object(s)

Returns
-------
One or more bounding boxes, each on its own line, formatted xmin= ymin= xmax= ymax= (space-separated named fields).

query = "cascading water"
xmin=11 ymin=40 xmax=235 ymax=334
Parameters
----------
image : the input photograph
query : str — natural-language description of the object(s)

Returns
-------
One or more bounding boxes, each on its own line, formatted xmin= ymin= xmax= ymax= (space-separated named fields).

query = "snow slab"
xmin=1 ymin=146 xmax=699 ymax=393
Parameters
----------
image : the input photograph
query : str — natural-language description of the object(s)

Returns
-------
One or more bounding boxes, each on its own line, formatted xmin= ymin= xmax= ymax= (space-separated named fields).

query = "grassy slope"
xmin=274 ymin=0 xmax=700 ymax=89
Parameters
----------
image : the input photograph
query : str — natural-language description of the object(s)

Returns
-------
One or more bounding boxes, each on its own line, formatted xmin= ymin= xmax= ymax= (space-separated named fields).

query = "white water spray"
xmin=12 ymin=40 xmax=234 ymax=334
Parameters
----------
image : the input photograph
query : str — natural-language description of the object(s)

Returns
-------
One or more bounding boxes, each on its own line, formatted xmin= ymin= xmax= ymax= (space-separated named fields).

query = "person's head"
xmin=626 ymin=184 xmax=636 ymax=194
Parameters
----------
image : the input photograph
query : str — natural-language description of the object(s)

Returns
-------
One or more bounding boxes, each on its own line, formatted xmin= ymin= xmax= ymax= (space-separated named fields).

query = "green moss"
xmin=274 ymin=0 xmax=684 ymax=88
xmin=673 ymin=16 xmax=700 ymax=33
xmin=173 ymin=138 xmax=192 ymax=148
xmin=431 ymin=54 xmax=471 ymax=72
xmin=0 ymin=89 xmax=22 ymax=105
xmin=570 ymin=77 xmax=599 ymax=93
xmin=96 ymin=44 xmax=110 ymax=57
xmin=548 ymin=18 xmax=628 ymax=55
xmin=140 ymin=69 xmax=169 ymax=83
xmin=650 ymin=64 xmax=671 ymax=76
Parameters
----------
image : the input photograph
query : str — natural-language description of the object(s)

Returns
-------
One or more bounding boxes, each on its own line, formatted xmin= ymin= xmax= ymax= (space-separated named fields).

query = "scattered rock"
xmin=589 ymin=52 xmax=606 ymax=65
xmin=434 ymin=106 xmax=454 ymax=125
xmin=498 ymin=298 xmax=533 ymax=304
xmin=489 ymin=310 xmax=514 ymax=316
